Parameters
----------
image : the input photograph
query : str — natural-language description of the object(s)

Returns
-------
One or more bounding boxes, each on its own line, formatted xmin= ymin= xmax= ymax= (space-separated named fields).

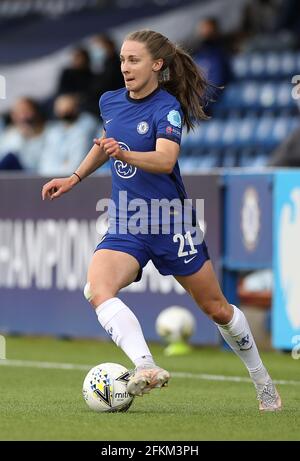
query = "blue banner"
xmin=223 ymin=173 xmax=273 ymax=269
xmin=273 ymin=171 xmax=300 ymax=350
xmin=0 ymin=175 xmax=220 ymax=345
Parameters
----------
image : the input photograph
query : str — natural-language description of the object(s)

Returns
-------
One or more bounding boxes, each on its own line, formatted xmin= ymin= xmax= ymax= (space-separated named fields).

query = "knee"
xmin=201 ymin=298 xmax=233 ymax=324
xmin=83 ymin=281 xmax=116 ymax=309
xmin=83 ymin=282 xmax=93 ymax=303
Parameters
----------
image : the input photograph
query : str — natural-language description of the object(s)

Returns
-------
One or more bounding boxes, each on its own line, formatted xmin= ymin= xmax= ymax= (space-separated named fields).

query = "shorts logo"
xmin=137 ymin=121 xmax=149 ymax=134
xmin=184 ymin=255 xmax=197 ymax=264
xmin=167 ymin=110 xmax=181 ymax=128
xmin=114 ymin=142 xmax=137 ymax=179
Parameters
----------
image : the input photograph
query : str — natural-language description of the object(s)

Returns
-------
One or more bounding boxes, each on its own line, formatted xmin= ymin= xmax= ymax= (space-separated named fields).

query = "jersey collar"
xmin=126 ymin=86 xmax=161 ymax=103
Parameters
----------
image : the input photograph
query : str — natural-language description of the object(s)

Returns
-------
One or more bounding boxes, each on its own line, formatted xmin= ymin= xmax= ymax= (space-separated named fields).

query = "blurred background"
xmin=1 ymin=0 xmax=300 ymax=353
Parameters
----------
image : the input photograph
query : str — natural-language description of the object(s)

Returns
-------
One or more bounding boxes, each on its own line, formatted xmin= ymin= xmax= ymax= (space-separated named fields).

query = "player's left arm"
xmin=98 ymin=137 xmax=179 ymax=174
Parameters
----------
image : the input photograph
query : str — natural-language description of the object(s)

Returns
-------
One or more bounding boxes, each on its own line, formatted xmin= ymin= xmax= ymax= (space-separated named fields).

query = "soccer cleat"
xmin=127 ymin=366 xmax=170 ymax=397
xmin=256 ymin=378 xmax=282 ymax=412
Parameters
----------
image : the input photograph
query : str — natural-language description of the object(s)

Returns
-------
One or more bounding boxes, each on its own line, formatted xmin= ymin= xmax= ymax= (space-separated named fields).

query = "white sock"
xmin=215 ymin=305 xmax=269 ymax=385
xmin=96 ymin=297 xmax=155 ymax=368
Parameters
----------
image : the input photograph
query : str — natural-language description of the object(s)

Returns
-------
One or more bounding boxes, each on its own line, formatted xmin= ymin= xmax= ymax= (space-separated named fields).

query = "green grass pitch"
xmin=0 ymin=336 xmax=299 ymax=441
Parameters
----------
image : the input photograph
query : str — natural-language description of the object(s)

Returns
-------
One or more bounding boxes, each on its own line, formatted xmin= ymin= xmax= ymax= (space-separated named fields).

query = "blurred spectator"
xmin=268 ymin=125 xmax=300 ymax=167
xmin=38 ymin=94 xmax=99 ymax=176
xmin=242 ymin=0 xmax=300 ymax=37
xmin=276 ymin=0 xmax=300 ymax=36
xmin=0 ymin=98 xmax=47 ymax=171
xmin=0 ymin=116 xmax=5 ymax=134
xmin=56 ymin=47 xmax=94 ymax=101
xmin=239 ymin=0 xmax=298 ymax=51
xmin=184 ymin=18 xmax=232 ymax=87
xmin=242 ymin=0 xmax=279 ymax=36
xmin=89 ymin=34 xmax=109 ymax=74
xmin=87 ymin=34 xmax=124 ymax=115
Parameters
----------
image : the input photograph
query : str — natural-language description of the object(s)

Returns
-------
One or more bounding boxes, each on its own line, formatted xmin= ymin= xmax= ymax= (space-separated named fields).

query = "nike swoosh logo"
xmin=106 ymin=119 xmax=113 ymax=124
xmin=184 ymin=256 xmax=197 ymax=264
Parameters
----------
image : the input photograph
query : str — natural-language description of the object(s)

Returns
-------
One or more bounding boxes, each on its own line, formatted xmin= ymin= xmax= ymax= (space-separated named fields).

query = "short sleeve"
xmin=99 ymin=93 xmax=107 ymax=131
xmin=155 ymin=103 xmax=183 ymax=145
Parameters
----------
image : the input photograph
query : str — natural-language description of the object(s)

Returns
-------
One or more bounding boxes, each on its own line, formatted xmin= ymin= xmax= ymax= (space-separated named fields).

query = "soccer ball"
xmin=82 ymin=362 xmax=134 ymax=413
xmin=155 ymin=306 xmax=196 ymax=343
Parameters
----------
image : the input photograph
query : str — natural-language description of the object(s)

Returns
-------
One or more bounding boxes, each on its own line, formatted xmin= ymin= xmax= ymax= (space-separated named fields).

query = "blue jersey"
xmin=99 ymin=87 xmax=188 ymax=227
xmin=97 ymin=87 xmax=210 ymax=278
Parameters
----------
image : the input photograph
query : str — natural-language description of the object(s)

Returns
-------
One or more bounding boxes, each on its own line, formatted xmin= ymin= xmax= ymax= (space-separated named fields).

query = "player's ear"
xmin=152 ymin=58 xmax=163 ymax=72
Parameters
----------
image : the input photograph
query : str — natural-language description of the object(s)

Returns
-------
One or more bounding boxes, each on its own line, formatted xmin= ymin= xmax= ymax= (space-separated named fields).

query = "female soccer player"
xmin=42 ymin=30 xmax=281 ymax=411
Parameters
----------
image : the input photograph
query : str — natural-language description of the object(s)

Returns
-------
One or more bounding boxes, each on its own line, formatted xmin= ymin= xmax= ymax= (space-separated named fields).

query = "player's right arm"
xmin=42 ymin=132 xmax=107 ymax=201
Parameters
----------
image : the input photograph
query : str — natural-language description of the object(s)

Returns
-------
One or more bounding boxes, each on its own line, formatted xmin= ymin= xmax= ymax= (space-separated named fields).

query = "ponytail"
xmin=162 ymin=47 xmax=211 ymax=131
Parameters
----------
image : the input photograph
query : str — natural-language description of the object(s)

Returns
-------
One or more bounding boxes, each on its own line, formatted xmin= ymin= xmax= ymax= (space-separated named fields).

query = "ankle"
xmin=135 ymin=355 xmax=156 ymax=369
xmin=249 ymin=365 xmax=269 ymax=386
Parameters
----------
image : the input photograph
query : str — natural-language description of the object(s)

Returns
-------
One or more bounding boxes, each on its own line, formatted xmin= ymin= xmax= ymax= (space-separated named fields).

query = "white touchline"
xmin=0 ymin=359 xmax=299 ymax=386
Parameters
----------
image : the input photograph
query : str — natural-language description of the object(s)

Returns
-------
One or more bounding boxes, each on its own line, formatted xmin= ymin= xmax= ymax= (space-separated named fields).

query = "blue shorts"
xmin=95 ymin=224 xmax=210 ymax=282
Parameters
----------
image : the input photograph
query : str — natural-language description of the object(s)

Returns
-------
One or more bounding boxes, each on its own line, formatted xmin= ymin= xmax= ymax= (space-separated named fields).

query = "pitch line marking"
xmin=0 ymin=359 xmax=299 ymax=386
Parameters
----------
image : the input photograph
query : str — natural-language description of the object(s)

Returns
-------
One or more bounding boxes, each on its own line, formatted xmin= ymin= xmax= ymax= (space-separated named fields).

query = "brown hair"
xmin=126 ymin=29 xmax=212 ymax=132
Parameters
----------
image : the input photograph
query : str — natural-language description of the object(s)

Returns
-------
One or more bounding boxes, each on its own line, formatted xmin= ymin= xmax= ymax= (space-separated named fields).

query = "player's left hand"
xmin=98 ymin=137 xmax=126 ymax=161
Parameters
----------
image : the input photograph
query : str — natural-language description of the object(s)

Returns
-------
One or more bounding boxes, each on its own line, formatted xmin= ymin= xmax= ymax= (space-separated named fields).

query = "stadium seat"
xmin=232 ymin=51 xmax=300 ymax=81
xmin=179 ymin=48 xmax=300 ymax=168
xmin=221 ymin=148 xmax=238 ymax=167
xmin=202 ymin=120 xmax=223 ymax=149
xmin=179 ymin=156 xmax=203 ymax=172
xmin=221 ymin=119 xmax=239 ymax=148
xmin=236 ymin=117 xmax=257 ymax=148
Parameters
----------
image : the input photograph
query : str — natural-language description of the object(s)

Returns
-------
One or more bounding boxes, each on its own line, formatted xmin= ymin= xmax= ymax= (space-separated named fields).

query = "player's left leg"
xmin=175 ymin=260 xmax=281 ymax=412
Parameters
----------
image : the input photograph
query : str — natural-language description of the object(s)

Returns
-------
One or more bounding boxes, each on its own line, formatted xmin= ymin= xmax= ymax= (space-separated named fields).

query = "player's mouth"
xmin=125 ymin=78 xmax=135 ymax=83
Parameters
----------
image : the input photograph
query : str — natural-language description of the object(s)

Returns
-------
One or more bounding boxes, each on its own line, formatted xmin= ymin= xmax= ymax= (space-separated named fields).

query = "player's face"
xmin=120 ymin=40 xmax=163 ymax=98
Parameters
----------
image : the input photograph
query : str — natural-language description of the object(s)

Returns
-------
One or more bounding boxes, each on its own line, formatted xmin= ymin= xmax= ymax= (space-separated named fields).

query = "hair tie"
xmin=161 ymin=67 xmax=170 ymax=81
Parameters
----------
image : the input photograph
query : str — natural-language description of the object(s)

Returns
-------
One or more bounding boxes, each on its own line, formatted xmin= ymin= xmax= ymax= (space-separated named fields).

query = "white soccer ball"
xmin=82 ymin=362 xmax=134 ymax=413
xmin=155 ymin=306 xmax=196 ymax=343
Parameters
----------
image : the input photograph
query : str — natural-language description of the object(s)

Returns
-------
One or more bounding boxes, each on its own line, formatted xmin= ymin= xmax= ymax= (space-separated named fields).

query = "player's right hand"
xmin=42 ymin=176 xmax=77 ymax=201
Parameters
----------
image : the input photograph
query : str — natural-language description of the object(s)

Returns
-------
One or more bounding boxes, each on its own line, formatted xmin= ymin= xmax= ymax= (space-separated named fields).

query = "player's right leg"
xmin=86 ymin=248 xmax=140 ymax=307
xmin=85 ymin=247 xmax=169 ymax=396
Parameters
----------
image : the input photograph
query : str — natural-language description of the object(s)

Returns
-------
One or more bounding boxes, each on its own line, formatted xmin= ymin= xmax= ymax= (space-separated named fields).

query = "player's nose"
xmin=121 ymin=61 xmax=130 ymax=72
